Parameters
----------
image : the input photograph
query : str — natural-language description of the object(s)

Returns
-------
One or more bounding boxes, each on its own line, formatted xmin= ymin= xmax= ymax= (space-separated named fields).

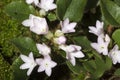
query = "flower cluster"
xmin=26 ymin=0 xmax=57 ymax=12
xmin=20 ymin=0 xmax=85 ymax=76
xmin=20 ymin=43 xmax=57 ymax=76
xmin=89 ymin=20 xmax=120 ymax=64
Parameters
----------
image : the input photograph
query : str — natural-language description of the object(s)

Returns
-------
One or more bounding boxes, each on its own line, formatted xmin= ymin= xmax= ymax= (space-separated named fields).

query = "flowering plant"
xmin=2 ymin=0 xmax=120 ymax=80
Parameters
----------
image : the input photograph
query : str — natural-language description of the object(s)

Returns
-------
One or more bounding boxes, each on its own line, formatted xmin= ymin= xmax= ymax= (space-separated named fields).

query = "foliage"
xmin=1 ymin=0 xmax=120 ymax=80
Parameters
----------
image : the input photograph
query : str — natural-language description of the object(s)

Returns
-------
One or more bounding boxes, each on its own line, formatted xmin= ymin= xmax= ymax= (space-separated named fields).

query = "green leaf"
xmin=83 ymin=60 xmax=96 ymax=73
xmin=104 ymin=56 xmax=112 ymax=70
xmin=92 ymin=56 xmax=105 ymax=79
xmin=5 ymin=1 xmax=35 ymax=22
xmin=57 ymin=0 xmax=87 ymax=22
xmin=12 ymin=37 xmax=39 ymax=56
xmin=66 ymin=61 xmax=84 ymax=74
xmin=63 ymin=0 xmax=87 ymax=22
xmin=114 ymin=68 xmax=120 ymax=76
xmin=56 ymin=0 xmax=72 ymax=20
xmin=100 ymin=0 xmax=120 ymax=26
xmin=11 ymin=57 xmax=28 ymax=80
xmin=72 ymin=73 xmax=85 ymax=80
xmin=73 ymin=36 xmax=92 ymax=49
xmin=112 ymin=29 xmax=120 ymax=47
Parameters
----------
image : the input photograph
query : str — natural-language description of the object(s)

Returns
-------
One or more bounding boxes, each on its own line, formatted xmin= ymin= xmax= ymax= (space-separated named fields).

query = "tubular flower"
xmin=38 ymin=0 xmax=57 ymax=11
xmin=89 ymin=20 xmax=104 ymax=36
xmin=22 ymin=14 xmax=48 ymax=35
xmin=59 ymin=45 xmax=85 ymax=66
xmin=108 ymin=45 xmax=120 ymax=64
xmin=60 ymin=18 xmax=77 ymax=33
xmin=36 ymin=43 xmax=51 ymax=56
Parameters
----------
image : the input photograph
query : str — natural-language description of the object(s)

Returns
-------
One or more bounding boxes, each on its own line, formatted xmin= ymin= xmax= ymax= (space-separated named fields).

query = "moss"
xmin=0 ymin=54 xmax=11 ymax=80
xmin=0 ymin=0 xmax=28 ymax=57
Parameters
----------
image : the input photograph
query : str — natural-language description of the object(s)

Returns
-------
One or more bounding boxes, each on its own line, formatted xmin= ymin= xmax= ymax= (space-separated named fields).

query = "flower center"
xmin=45 ymin=63 xmax=48 ymax=67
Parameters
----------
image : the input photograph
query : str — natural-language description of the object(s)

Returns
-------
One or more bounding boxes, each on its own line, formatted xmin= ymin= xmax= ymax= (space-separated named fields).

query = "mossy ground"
xmin=0 ymin=0 xmax=28 ymax=79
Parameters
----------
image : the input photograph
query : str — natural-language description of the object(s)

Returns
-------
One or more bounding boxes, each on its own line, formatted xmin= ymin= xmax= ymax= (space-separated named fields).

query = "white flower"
xmin=20 ymin=52 xmax=37 ymax=76
xmin=59 ymin=45 xmax=85 ymax=66
xmin=36 ymin=55 xmax=57 ymax=76
xmin=91 ymin=34 xmax=110 ymax=55
xmin=60 ymin=18 xmax=77 ymax=33
xmin=26 ymin=0 xmax=39 ymax=5
xmin=108 ymin=45 xmax=120 ymax=64
xmin=53 ymin=36 xmax=66 ymax=45
xmin=89 ymin=20 xmax=104 ymax=36
xmin=22 ymin=14 xmax=48 ymax=35
xmin=36 ymin=43 xmax=51 ymax=56
xmin=38 ymin=0 xmax=57 ymax=11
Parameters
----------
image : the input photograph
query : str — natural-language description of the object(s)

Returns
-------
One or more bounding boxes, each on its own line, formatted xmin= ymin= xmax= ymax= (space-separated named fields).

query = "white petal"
xmin=38 ymin=66 xmax=45 ymax=72
xmin=62 ymin=22 xmax=77 ymax=33
xmin=70 ymin=57 xmax=76 ymax=66
xmin=48 ymin=0 xmax=54 ymax=3
xmin=44 ymin=55 xmax=51 ymax=60
xmin=72 ymin=51 xmax=85 ymax=58
xmin=113 ymin=45 xmax=119 ymax=51
xmin=26 ymin=0 xmax=33 ymax=4
xmin=27 ymin=67 xmax=34 ymax=76
xmin=59 ymin=45 xmax=67 ymax=52
xmin=36 ymin=43 xmax=43 ymax=52
xmin=98 ymin=36 xmax=104 ymax=44
xmin=96 ymin=20 xmax=103 ymax=29
xmin=54 ymin=36 xmax=66 ymax=45
xmin=50 ymin=61 xmax=57 ymax=68
xmin=20 ymin=63 xmax=30 ymax=69
xmin=20 ymin=55 xmax=30 ymax=63
xmin=89 ymin=27 xmax=97 ymax=34
xmin=34 ymin=0 xmax=39 ymax=5
xmin=22 ymin=19 xmax=32 ymax=27
xmin=29 ymin=52 xmax=34 ymax=60
xmin=71 ymin=45 xmax=81 ymax=51
xmin=69 ymin=23 xmax=77 ymax=29
xmin=48 ymin=4 xmax=57 ymax=10
xmin=36 ymin=58 xmax=43 ymax=65
xmin=45 ymin=68 xmax=52 ymax=76
xmin=103 ymin=48 xmax=108 ymax=55
xmin=91 ymin=43 xmax=98 ymax=50
xmin=63 ymin=18 xmax=69 ymax=27
xmin=66 ymin=45 xmax=75 ymax=52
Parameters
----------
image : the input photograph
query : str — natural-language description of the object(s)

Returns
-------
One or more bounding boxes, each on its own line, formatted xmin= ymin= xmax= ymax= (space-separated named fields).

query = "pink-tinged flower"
xmin=36 ymin=55 xmax=57 ymax=76
xmin=108 ymin=45 xmax=120 ymax=64
xmin=36 ymin=43 xmax=51 ymax=56
xmin=26 ymin=0 xmax=39 ymax=5
xmin=22 ymin=14 xmax=48 ymax=35
xmin=59 ymin=45 xmax=85 ymax=66
xmin=20 ymin=52 xmax=37 ymax=76
xmin=60 ymin=18 xmax=77 ymax=33
xmin=38 ymin=0 xmax=57 ymax=11
xmin=89 ymin=20 xmax=104 ymax=36
xmin=53 ymin=36 xmax=66 ymax=45
xmin=91 ymin=34 xmax=110 ymax=55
